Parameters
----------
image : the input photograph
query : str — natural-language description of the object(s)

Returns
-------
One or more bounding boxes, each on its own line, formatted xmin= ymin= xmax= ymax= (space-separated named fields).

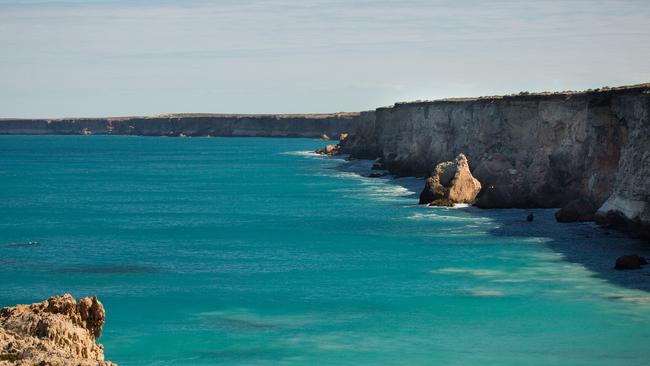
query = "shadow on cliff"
xmin=477 ymin=207 xmax=650 ymax=293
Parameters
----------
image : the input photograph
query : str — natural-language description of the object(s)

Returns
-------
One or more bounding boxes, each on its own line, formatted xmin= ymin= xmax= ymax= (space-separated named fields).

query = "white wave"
xmin=466 ymin=288 xmax=505 ymax=297
xmin=492 ymin=278 xmax=528 ymax=283
xmin=282 ymin=150 xmax=322 ymax=157
xmin=432 ymin=268 xmax=506 ymax=277
xmin=408 ymin=212 xmax=493 ymax=223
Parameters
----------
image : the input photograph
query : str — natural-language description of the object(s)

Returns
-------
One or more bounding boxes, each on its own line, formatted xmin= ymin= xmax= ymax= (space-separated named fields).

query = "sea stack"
xmin=419 ymin=154 xmax=482 ymax=206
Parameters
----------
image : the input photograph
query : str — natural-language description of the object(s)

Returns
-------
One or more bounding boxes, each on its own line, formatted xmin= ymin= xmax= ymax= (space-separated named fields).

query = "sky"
xmin=1 ymin=0 xmax=649 ymax=118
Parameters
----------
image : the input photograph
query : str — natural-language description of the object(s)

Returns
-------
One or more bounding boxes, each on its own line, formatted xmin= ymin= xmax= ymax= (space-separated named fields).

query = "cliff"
xmin=340 ymin=84 xmax=650 ymax=239
xmin=0 ymin=112 xmax=364 ymax=138
xmin=0 ymin=294 xmax=115 ymax=366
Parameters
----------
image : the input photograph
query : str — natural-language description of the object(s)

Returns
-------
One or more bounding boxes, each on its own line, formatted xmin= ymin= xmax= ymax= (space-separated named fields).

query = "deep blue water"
xmin=1 ymin=136 xmax=650 ymax=366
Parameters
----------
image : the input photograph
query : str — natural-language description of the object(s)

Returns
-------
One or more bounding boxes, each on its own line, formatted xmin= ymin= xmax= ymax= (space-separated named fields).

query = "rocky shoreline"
xmin=321 ymin=83 xmax=650 ymax=241
xmin=0 ymin=294 xmax=115 ymax=366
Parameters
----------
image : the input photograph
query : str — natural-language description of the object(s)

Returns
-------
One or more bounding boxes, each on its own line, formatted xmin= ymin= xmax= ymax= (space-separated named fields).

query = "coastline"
xmin=334 ymin=83 xmax=650 ymax=241
xmin=2 ymin=82 xmax=648 ymax=238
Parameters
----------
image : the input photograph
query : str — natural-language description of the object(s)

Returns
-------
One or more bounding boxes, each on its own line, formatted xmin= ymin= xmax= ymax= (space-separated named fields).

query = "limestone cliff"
xmin=0 ymin=294 xmax=115 ymax=366
xmin=0 ymin=113 xmax=362 ymax=138
xmin=340 ymin=84 xmax=650 ymax=238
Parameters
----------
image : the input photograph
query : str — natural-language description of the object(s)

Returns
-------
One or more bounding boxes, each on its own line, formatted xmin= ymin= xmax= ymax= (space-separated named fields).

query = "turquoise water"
xmin=2 ymin=136 xmax=650 ymax=366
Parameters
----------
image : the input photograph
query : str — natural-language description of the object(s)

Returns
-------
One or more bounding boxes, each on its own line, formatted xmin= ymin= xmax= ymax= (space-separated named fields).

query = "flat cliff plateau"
xmin=0 ymin=112 xmax=366 ymax=138
xmin=0 ymin=294 xmax=115 ymax=366
xmin=339 ymin=84 xmax=650 ymax=239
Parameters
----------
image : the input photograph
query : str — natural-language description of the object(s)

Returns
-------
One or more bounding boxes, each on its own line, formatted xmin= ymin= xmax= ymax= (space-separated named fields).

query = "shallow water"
xmin=1 ymin=136 xmax=650 ymax=366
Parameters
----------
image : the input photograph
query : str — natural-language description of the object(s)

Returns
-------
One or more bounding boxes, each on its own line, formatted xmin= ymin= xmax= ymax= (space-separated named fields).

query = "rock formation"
xmin=314 ymin=144 xmax=340 ymax=156
xmin=419 ymin=154 xmax=482 ymax=206
xmin=555 ymin=198 xmax=597 ymax=222
xmin=614 ymin=254 xmax=648 ymax=270
xmin=339 ymin=84 xmax=650 ymax=239
xmin=0 ymin=294 xmax=115 ymax=366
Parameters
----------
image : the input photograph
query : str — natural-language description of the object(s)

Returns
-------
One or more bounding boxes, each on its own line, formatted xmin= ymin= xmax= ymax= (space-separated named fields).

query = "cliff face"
xmin=0 ymin=294 xmax=115 ymax=365
xmin=0 ymin=113 xmax=363 ymax=138
xmin=341 ymin=84 xmax=650 ymax=237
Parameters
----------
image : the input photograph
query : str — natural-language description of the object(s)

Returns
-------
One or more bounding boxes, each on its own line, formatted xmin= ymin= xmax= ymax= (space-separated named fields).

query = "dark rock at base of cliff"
xmin=427 ymin=198 xmax=455 ymax=207
xmin=367 ymin=172 xmax=387 ymax=178
xmin=614 ymin=254 xmax=648 ymax=270
xmin=371 ymin=160 xmax=384 ymax=170
xmin=474 ymin=184 xmax=514 ymax=208
xmin=419 ymin=154 xmax=482 ymax=205
xmin=555 ymin=198 xmax=596 ymax=222
xmin=314 ymin=144 xmax=339 ymax=156
xmin=594 ymin=210 xmax=643 ymax=233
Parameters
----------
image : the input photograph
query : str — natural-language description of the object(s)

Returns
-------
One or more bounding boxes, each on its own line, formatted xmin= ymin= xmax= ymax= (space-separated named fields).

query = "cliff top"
xmin=388 ymin=82 xmax=650 ymax=109
xmin=0 ymin=112 xmax=360 ymax=122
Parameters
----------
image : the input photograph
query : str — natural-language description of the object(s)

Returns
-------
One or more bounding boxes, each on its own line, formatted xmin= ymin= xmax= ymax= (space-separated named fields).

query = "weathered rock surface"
xmin=555 ymin=198 xmax=597 ymax=222
xmin=0 ymin=294 xmax=115 ymax=366
xmin=419 ymin=154 xmax=482 ymax=206
xmin=340 ymin=84 xmax=650 ymax=238
xmin=614 ymin=254 xmax=648 ymax=270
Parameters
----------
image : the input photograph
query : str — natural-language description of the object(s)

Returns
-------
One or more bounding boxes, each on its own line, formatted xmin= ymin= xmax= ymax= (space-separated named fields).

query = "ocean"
xmin=1 ymin=135 xmax=650 ymax=365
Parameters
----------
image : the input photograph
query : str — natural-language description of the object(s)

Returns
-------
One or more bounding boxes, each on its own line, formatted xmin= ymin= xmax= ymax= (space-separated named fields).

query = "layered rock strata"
xmin=0 ymin=113 xmax=364 ymax=138
xmin=0 ymin=294 xmax=115 ymax=366
xmin=339 ymin=84 xmax=650 ymax=238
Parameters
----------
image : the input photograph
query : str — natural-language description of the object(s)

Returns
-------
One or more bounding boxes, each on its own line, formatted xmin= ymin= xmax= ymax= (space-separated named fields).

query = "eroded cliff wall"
xmin=341 ymin=84 xmax=650 ymax=236
xmin=0 ymin=113 xmax=363 ymax=138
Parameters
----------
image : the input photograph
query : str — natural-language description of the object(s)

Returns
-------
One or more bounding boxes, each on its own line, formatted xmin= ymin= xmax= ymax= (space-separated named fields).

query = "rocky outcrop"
xmin=614 ymin=254 xmax=648 ymax=270
xmin=340 ymin=84 xmax=650 ymax=239
xmin=0 ymin=294 xmax=115 ymax=366
xmin=314 ymin=130 xmax=354 ymax=156
xmin=0 ymin=113 xmax=361 ymax=138
xmin=555 ymin=198 xmax=597 ymax=222
xmin=314 ymin=144 xmax=340 ymax=156
xmin=419 ymin=154 xmax=482 ymax=206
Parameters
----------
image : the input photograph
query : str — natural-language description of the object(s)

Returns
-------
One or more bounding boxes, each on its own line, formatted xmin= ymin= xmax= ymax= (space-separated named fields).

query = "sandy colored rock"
xmin=419 ymin=153 xmax=482 ymax=206
xmin=0 ymin=294 xmax=115 ymax=366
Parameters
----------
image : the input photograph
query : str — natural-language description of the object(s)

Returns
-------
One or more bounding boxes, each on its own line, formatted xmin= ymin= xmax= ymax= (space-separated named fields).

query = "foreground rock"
xmin=555 ymin=198 xmax=596 ymax=222
xmin=419 ymin=154 xmax=482 ymax=206
xmin=0 ymin=294 xmax=115 ymax=366
xmin=614 ymin=254 xmax=648 ymax=270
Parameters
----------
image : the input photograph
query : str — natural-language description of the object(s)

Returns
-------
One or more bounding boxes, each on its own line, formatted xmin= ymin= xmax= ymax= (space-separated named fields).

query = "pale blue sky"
xmin=1 ymin=0 xmax=649 ymax=118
